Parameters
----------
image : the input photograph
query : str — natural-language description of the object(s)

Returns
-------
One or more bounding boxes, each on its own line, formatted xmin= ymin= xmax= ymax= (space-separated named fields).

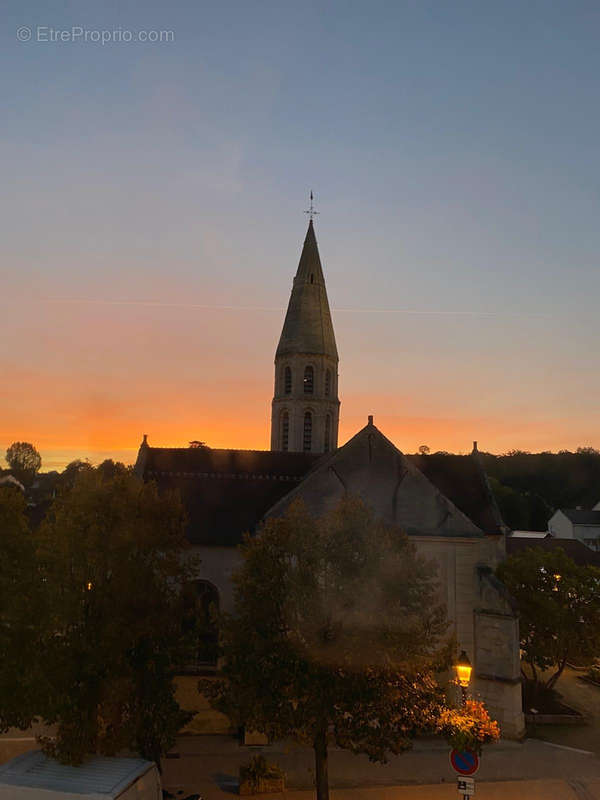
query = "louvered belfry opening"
xmin=303 ymin=411 xmax=312 ymax=452
xmin=304 ymin=365 xmax=314 ymax=394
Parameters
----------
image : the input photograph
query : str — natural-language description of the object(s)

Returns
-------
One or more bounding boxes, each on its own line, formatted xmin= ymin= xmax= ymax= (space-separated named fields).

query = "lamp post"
xmin=454 ymin=650 xmax=472 ymax=707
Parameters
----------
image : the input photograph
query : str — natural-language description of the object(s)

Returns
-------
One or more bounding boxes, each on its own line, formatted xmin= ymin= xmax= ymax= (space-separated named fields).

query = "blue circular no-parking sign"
xmin=450 ymin=748 xmax=479 ymax=775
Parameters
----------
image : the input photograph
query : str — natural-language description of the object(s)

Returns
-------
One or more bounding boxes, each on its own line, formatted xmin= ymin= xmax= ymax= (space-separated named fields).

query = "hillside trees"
xmin=482 ymin=449 xmax=600 ymax=530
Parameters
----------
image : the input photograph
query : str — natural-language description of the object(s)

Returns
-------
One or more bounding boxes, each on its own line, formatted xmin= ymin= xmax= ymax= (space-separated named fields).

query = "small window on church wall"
xmin=310 ymin=273 xmax=314 ymax=284
xmin=304 ymin=365 xmax=314 ymax=394
xmin=325 ymin=369 xmax=331 ymax=397
xmin=281 ymin=411 xmax=289 ymax=451
xmin=284 ymin=366 xmax=292 ymax=395
xmin=303 ymin=411 xmax=312 ymax=452
xmin=324 ymin=414 xmax=331 ymax=453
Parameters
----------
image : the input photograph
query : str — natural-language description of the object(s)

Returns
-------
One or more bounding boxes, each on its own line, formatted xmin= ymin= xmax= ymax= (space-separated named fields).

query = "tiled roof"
xmin=506 ymin=535 xmax=600 ymax=567
xmin=408 ymin=453 xmax=505 ymax=535
xmin=560 ymin=509 xmax=600 ymax=525
xmin=137 ymin=432 xmax=505 ymax=546
xmin=137 ymin=446 xmax=320 ymax=545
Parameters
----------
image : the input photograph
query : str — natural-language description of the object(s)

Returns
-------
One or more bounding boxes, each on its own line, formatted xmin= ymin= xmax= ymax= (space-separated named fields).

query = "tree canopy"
xmin=482 ymin=450 xmax=600 ymax=530
xmin=0 ymin=486 xmax=44 ymax=731
xmin=0 ymin=467 xmax=198 ymax=767
xmin=497 ymin=546 xmax=600 ymax=696
xmin=5 ymin=442 xmax=42 ymax=484
xmin=203 ymin=497 xmax=495 ymax=800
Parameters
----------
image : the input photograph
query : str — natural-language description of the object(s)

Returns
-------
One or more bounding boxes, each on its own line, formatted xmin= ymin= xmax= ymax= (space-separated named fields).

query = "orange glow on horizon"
xmin=3 ymin=400 xmax=598 ymax=472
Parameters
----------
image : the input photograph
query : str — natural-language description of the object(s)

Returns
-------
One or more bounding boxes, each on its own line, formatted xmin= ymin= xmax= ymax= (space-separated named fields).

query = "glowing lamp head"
xmin=86 ymin=581 xmax=93 ymax=591
xmin=455 ymin=650 xmax=472 ymax=688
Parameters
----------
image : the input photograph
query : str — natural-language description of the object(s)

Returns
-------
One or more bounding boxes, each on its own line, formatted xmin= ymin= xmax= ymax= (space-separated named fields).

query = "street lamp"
xmin=454 ymin=650 xmax=472 ymax=707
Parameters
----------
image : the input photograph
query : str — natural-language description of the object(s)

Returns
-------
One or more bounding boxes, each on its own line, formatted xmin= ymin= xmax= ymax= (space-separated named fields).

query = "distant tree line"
xmin=415 ymin=445 xmax=600 ymax=531
xmin=480 ymin=448 xmax=600 ymax=531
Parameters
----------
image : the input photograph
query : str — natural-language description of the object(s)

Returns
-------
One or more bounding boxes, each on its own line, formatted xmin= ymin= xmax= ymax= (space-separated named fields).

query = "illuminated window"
xmin=304 ymin=365 xmax=314 ymax=394
xmin=281 ymin=411 xmax=289 ymax=452
xmin=284 ymin=366 xmax=292 ymax=395
xmin=324 ymin=414 xmax=331 ymax=452
xmin=303 ymin=412 xmax=312 ymax=452
xmin=325 ymin=369 xmax=331 ymax=397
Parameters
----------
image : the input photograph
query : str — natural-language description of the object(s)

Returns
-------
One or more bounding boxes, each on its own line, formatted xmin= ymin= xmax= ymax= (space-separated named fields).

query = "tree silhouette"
xmin=5 ymin=442 xmax=41 ymax=483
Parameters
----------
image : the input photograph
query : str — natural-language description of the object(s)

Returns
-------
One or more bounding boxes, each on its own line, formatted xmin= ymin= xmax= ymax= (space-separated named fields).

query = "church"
xmin=134 ymin=218 xmax=525 ymax=738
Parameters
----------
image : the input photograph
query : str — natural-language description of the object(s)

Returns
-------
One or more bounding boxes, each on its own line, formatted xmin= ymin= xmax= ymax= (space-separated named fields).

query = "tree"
xmin=29 ymin=468 xmax=197 ymax=765
xmin=5 ymin=442 xmax=41 ymax=484
xmin=58 ymin=459 xmax=94 ymax=490
xmin=95 ymin=459 xmax=130 ymax=480
xmin=202 ymin=497 xmax=482 ymax=800
xmin=497 ymin=547 xmax=600 ymax=698
xmin=0 ymin=486 xmax=44 ymax=732
xmin=418 ymin=445 xmax=430 ymax=455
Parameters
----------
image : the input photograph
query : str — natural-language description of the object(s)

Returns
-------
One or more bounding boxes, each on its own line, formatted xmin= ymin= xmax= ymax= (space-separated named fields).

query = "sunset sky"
xmin=2 ymin=1 xmax=600 ymax=471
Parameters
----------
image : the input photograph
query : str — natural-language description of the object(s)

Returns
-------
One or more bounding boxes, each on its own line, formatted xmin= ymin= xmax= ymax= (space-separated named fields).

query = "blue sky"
xmin=2 ymin=0 xmax=600 ymax=466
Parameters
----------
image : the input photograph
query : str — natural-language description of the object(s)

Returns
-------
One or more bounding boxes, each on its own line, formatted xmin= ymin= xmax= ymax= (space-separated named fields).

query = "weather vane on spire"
xmin=304 ymin=190 xmax=319 ymax=221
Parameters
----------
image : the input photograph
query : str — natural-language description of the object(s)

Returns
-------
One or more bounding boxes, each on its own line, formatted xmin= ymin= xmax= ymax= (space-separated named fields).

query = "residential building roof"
xmin=559 ymin=508 xmax=600 ymax=525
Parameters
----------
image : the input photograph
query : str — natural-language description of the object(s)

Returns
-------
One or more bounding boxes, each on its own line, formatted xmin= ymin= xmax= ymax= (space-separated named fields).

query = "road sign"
xmin=457 ymin=776 xmax=475 ymax=796
xmin=450 ymin=748 xmax=479 ymax=775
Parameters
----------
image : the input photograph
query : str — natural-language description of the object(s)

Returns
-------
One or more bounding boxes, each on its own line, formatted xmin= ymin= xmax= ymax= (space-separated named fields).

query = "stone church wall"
xmin=412 ymin=535 xmax=524 ymax=738
xmin=184 ymin=545 xmax=243 ymax=612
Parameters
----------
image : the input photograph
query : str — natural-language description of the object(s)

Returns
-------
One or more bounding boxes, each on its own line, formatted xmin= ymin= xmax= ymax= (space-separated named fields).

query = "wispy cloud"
xmin=36 ymin=297 xmax=550 ymax=318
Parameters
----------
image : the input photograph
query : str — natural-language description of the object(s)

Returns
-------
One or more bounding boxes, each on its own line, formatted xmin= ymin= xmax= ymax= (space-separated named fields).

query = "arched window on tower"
xmin=303 ymin=411 xmax=312 ymax=452
xmin=284 ymin=366 xmax=292 ymax=395
xmin=325 ymin=369 xmax=331 ymax=397
xmin=304 ymin=365 xmax=314 ymax=394
xmin=281 ymin=411 xmax=289 ymax=452
xmin=324 ymin=414 xmax=331 ymax=453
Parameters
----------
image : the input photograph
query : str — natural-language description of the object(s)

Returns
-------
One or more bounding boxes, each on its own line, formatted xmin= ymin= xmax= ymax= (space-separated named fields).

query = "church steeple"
xmin=271 ymin=218 xmax=340 ymax=453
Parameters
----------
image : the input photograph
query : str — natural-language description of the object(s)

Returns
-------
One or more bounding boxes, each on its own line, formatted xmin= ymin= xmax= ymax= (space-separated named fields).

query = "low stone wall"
xmin=525 ymin=709 xmax=585 ymax=725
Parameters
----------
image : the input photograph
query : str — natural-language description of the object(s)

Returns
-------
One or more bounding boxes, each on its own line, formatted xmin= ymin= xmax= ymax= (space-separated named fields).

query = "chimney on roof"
xmin=368 ymin=415 xmax=374 ymax=426
xmin=472 ymin=440 xmax=478 ymax=454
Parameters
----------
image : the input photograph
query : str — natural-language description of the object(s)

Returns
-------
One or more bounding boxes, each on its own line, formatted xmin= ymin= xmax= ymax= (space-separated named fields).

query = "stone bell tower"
xmin=270 ymin=217 xmax=340 ymax=453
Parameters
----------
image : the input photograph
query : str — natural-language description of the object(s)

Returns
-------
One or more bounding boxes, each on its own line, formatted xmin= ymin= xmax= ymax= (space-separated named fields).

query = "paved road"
xmin=160 ymin=734 xmax=600 ymax=799
xmin=529 ymin=667 xmax=600 ymax=756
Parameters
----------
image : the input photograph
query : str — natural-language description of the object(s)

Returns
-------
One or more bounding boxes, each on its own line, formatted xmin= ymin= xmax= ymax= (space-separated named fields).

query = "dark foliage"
xmin=480 ymin=449 xmax=600 ymax=530
xmin=0 ymin=466 xmax=197 ymax=767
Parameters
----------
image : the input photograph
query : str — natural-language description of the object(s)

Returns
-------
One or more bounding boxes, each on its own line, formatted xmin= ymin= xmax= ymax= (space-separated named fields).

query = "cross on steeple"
xmin=304 ymin=190 xmax=319 ymax=221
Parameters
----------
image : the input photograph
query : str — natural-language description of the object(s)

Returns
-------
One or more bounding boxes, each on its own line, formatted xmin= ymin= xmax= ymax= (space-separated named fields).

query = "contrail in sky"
xmin=40 ymin=297 xmax=550 ymax=318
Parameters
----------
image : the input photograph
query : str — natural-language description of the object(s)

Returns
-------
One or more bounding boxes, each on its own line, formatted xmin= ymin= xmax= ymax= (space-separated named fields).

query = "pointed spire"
xmin=275 ymin=220 xmax=338 ymax=359
xmin=294 ymin=219 xmax=326 ymax=286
